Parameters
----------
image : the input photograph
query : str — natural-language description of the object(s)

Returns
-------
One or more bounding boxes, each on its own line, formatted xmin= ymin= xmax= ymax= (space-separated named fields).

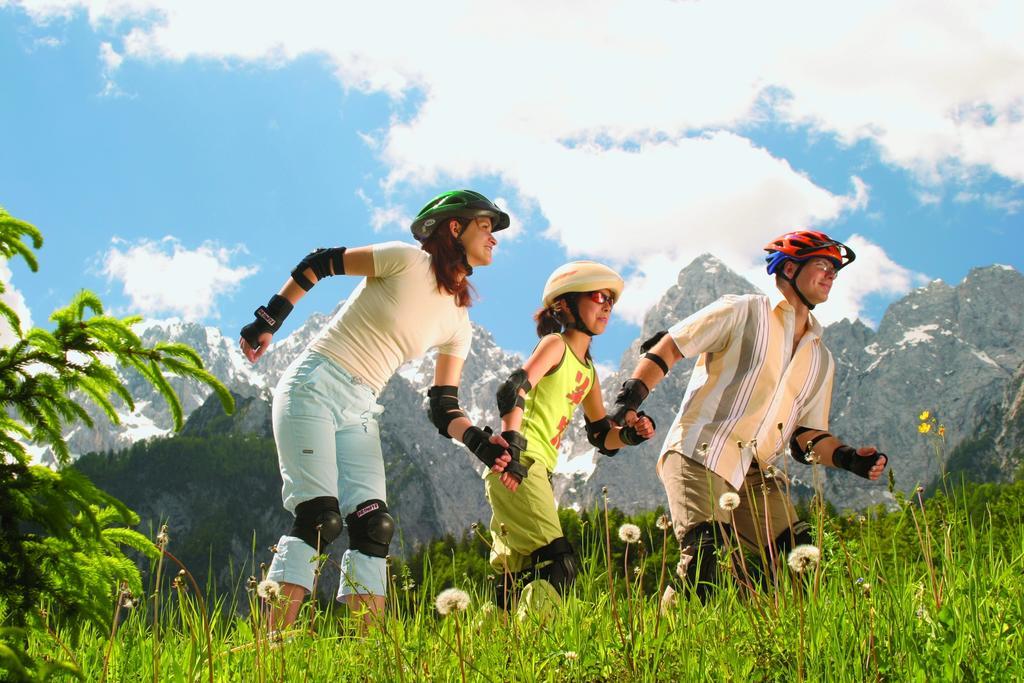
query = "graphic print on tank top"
xmin=550 ymin=370 xmax=591 ymax=448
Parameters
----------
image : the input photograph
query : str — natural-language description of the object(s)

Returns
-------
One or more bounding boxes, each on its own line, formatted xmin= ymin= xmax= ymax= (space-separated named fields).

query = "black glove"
xmin=609 ymin=378 xmax=650 ymax=426
xmin=462 ymin=426 xmax=528 ymax=482
xmin=500 ymin=430 xmax=530 ymax=484
xmin=832 ymin=445 xmax=887 ymax=479
xmin=620 ymin=411 xmax=656 ymax=446
xmin=240 ymin=294 xmax=293 ymax=350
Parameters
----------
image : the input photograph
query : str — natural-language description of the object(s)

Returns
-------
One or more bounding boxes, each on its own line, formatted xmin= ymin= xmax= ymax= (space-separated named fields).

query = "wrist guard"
xmin=832 ymin=445 xmax=887 ymax=479
xmin=240 ymin=294 xmax=293 ymax=349
xmin=500 ymin=430 xmax=530 ymax=483
xmin=620 ymin=411 xmax=656 ymax=446
xmin=291 ymin=247 xmax=347 ymax=291
xmin=609 ymin=378 xmax=650 ymax=426
xmin=462 ymin=426 xmax=528 ymax=482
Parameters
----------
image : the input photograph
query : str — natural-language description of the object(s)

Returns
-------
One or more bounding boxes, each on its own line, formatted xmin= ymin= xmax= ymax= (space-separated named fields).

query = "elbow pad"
xmin=790 ymin=427 xmax=831 ymax=465
xmin=291 ymin=247 xmax=347 ymax=291
xmin=585 ymin=416 xmax=620 ymax=456
xmin=639 ymin=330 xmax=672 ymax=374
xmin=496 ymin=368 xmax=532 ymax=417
xmin=427 ymin=385 xmax=466 ymax=438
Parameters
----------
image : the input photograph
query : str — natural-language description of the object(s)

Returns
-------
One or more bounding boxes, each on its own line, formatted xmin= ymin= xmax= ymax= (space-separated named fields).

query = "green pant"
xmin=484 ymin=457 xmax=564 ymax=573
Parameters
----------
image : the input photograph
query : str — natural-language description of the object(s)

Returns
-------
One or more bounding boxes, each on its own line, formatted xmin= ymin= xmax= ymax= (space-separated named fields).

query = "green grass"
xmin=17 ymin=483 xmax=1024 ymax=682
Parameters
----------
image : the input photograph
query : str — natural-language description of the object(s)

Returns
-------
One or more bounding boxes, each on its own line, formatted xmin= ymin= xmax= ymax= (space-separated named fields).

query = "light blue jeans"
xmin=266 ymin=351 xmax=388 ymax=598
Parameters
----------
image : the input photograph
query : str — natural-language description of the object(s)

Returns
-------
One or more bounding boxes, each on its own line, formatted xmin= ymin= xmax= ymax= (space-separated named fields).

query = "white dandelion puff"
xmin=787 ymin=545 xmax=821 ymax=574
xmin=656 ymin=514 xmax=672 ymax=531
xmin=718 ymin=492 xmax=740 ymax=512
xmin=256 ymin=579 xmax=281 ymax=601
xmin=435 ymin=588 xmax=471 ymax=616
xmin=618 ymin=523 xmax=641 ymax=543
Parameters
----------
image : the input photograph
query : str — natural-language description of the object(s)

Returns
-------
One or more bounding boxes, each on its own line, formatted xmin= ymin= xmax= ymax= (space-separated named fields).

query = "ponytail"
xmin=533 ymin=303 xmax=568 ymax=337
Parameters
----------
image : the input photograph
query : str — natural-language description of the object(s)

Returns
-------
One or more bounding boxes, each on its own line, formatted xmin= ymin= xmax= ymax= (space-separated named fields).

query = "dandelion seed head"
xmin=499 ymin=523 xmax=508 ymax=537
xmin=269 ymin=544 xmax=278 ymax=554
xmin=656 ymin=514 xmax=672 ymax=531
xmin=787 ymin=544 xmax=820 ymax=574
xmin=718 ymin=492 xmax=740 ymax=512
xmin=916 ymin=485 xmax=925 ymax=494
xmin=601 ymin=485 xmax=608 ymax=497
xmin=156 ymin=524 xmax=170 ymax=546
xmin=435 ymin=588 xmax=470 ymax=616
xmin=618 ymin=523 xmax=641 ymax=543
xmin=857 ymin=515 xmax=867 ymax=525
xmin=246 ymin=576 xmax=258 ymax=592
xmin=564 ymin=651 xmax=579 ymax=661
xmin=764 ymin=465 xmax=778 ymax=479
xmin=257 ymin=579 xmax=281 ymax=601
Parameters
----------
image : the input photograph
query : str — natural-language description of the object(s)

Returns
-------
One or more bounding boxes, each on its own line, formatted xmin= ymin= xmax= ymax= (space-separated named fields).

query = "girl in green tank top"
xmin=484 ymin=261 xmax=656 ymax=611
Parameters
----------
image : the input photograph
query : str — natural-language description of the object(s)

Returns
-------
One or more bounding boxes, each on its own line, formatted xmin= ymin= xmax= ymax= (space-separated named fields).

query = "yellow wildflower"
xmin=918 ymin=410 xmax=930 ymax=421
xmin=918 ymin=423 xmax=931 ymax=434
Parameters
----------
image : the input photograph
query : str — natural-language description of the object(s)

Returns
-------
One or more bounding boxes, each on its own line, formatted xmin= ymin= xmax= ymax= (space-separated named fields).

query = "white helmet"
xmin=541 ymin=261 xmax=624 ymax=308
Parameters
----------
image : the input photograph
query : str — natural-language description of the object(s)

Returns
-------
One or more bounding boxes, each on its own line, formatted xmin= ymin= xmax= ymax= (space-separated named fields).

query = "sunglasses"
xmin=586 ymin=291 xmax=616 ymax=306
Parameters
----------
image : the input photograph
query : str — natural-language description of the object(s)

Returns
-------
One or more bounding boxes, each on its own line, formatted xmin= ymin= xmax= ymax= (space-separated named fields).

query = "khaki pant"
xmin=484 ymin=458 xmax=564 ymax=574
xmin=659 ymin=450 xmax=803 ymax=578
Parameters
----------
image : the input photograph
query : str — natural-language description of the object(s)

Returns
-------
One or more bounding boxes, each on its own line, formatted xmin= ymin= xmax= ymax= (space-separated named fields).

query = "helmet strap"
xmin=565 ymin=295 xmax=595 ymax=337
xmin=782 ymin=260 xmax=816 ymax=310
xmin=452 ymin=220 xmax=474 ymax=277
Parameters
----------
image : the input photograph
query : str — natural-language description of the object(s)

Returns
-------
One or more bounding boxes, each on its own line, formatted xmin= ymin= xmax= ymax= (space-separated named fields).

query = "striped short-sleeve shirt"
xmin=657 ymin=294 xmax=834 ymax=490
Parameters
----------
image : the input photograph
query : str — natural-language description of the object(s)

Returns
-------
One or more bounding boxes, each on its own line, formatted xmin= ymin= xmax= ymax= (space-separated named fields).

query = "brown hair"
xmin=534 ymin=302 xmax=568 ymax=337
xmin=419 ymin=219 xmax=475 ymax=308
xmin=534 ymin=294 xmax=594 ymax=360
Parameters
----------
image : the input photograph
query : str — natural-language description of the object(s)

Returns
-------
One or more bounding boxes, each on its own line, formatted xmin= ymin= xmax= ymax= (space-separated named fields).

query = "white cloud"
xmin=12 ymin=0 xmax=1015 ymax=327
xmin=13 ymin=0 xmax=1022 ymax=184
xmin=954 ymin=190 xmax=1023 ymax=215
xmin=98 ymin=40 xmax=125 ymax=96
xmin=0 ymin=260 xmax=33 ymax=345
xmin=99 ymin=40 xmax=121 ymax=70
xmin=102 ymin=236 xmax=258 ymax=321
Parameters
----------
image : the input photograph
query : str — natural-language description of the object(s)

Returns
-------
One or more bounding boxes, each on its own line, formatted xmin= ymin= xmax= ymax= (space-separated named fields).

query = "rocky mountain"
xmin=68 ymin=259 xmax=1024 ymax=559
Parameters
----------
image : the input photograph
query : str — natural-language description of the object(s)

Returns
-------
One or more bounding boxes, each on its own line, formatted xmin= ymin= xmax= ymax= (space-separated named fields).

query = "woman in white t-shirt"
xmin=239 ymin=190 xmax=524 ymax=629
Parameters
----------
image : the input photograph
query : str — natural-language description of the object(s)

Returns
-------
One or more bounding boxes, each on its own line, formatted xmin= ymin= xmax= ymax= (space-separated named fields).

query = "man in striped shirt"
xmin=611 ymin=230 xmax=888 ymax=600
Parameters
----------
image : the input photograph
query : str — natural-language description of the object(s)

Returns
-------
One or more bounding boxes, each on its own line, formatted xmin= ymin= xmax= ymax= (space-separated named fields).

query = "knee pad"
xmin=291 ymin=496 xmax=344 ymax=552
xmin=680 ymin=522 xmax=726 ymax=602
xmin=772 ymin=520 xmax=813 ymax=557
xmin=531 ymin=537 xmax=579 ymax=595
xmin=345 ymin=499 xmax=395 ymax=558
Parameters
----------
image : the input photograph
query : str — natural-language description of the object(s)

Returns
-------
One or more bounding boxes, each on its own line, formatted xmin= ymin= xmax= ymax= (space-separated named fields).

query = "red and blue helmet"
xmin=764 ymin=230 xmax=856 ymax=275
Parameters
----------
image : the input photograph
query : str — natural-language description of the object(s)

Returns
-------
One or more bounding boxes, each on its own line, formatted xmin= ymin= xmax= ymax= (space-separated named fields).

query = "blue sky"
xmin=1 ymin=2 xmax=1021 ymax=368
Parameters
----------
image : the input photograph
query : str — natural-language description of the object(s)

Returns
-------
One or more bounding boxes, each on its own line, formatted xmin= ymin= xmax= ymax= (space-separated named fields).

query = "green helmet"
xmin=410 ymin=190 xmax=510 ymax=241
